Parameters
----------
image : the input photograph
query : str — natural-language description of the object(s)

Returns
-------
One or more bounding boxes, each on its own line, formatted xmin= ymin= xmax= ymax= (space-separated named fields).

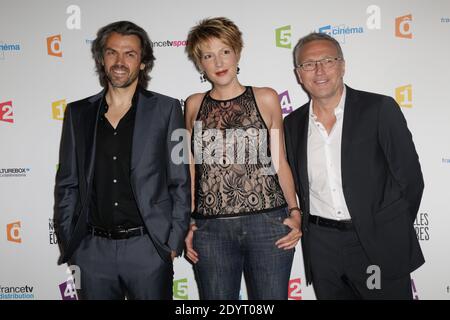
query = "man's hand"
xmin=275 ymin=212 xmax=302 ymax=250
xmin=184 ymin=223 xmax=199 ymax=263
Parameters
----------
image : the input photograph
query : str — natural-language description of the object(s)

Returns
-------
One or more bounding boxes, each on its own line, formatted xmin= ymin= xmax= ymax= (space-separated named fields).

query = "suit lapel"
xmin=296 ymin=106 xmax=310 ymax=196
xmin=341 ymin=86 xmax=361 ymax=174
xmin=131 ymin=89 xmax=156 ymax=170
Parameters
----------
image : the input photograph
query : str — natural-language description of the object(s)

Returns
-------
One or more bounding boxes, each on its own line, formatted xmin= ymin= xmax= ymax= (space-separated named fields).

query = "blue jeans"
xmin=193 ymin=207 xmax=294 ymax=300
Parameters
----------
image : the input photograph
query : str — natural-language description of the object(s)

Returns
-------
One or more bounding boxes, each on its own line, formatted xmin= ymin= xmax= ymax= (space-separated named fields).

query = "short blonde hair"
xmin=186 ymin=17 xmax=243 ymax=65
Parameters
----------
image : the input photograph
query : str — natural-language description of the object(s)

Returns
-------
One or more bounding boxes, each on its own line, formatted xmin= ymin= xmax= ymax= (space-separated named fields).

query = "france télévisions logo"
xmin=0 ymin=167 xmax=30 ymax=178
xmin=0 ymin=285 xmax=34 ymax=300
xmin=0 ymin=101 xmax=14 ymax=123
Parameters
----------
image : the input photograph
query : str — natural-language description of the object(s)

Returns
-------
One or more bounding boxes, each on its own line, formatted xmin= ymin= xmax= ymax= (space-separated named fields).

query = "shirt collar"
xmin=309 ymin=85 xmax=346 ymax=120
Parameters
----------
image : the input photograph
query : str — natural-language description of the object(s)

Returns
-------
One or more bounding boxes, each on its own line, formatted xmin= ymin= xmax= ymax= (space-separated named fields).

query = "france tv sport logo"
xmin=395 ymin=14 xmax=413 ymax=39
xmin=395 ymin=85 xmax=412 ymax=108
xmin=7 ymin=221 xmax=22 ymax=243
xmin=47 ymin=34 xmax=63 ymax=57
xmin=0 ymin=101 xmax=14 ymax=123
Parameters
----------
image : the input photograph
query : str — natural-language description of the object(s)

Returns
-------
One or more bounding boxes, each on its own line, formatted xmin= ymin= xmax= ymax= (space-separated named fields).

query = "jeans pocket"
xmin=261 ymin=208 xmax=291 ymax=232
xmin=194 ymin=218 xmax=210 ymax=232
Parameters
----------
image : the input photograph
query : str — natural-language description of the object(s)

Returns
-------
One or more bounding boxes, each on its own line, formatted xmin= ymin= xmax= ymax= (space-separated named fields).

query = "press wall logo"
xmin=318 ymin=23 xmax=364 ymax=44
xmin=0 ymin=100 xmax=14 ymax=123
xmin=275 ymin=25 xmax=292 ymax=49
xmin=414 ymin=212 xmax=430 ymax=241
xmin=442 ymin=158 xmax=450 ymax=164
xmin=6 ymin=221 xmax=22 ymax=243
xmin=288 ymin=278 xmax=302 ymax=300
xmin=59 ymin=265 xmax=80 ymax=300
xmin=52 ymin=99 xmax=66 ymax=120
xmin=47 ymin=34 xmax=63 ymax=57
xmin=0 ymin=41 xmax=21 ymax=60
xmin=48 ymin=218 xmax=58 ymax=245
xmin=150 ymin=40 xmax=187 ymax=48
xmin=395 ymin=84 xmax=412 ymax=108
xmin=0 ymin=285 xmax=34 ymax=300
xmin=0 ymin=167 xmax=30 ymax=178
xmin=441 ymin=17 xmax=450 ymax=23
xmin=395 ymin=14 xmax=413 ymax=39
xmin=278 ymin=90 xmax=293 ymax=115
xmin=173 ymin=278 xmax=188 ymax=300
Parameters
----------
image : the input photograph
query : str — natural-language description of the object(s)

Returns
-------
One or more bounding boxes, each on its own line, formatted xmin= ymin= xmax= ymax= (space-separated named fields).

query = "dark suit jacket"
xmin=284 ymin=86 xmax=425 ymax=285
xmin=54 ymin=87 xmax=191 ymax=265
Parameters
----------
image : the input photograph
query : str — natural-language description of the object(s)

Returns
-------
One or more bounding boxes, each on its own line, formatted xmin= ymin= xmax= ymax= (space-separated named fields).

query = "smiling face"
xmin=295 ymin=40 xmax=345 ymax=103
xmin=197 ymin=37 xmax=240 ymax=88
xmin=103 ymin=32 xmax=145 ymax=89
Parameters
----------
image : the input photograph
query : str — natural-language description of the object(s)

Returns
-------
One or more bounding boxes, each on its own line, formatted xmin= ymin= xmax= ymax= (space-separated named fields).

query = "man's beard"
xmin=106 ymin=65 xmax=139 ymax=88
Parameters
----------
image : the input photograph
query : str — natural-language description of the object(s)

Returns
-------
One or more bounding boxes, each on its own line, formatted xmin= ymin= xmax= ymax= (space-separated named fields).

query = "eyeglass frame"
xmin=296 ymin=57 xmax=344 ymax=72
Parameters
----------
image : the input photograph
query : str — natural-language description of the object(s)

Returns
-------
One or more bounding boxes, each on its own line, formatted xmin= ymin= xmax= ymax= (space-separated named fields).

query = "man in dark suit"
xmin=54 ymin=21 xmax=190 ymax=299
xmin=284 ymin=32 xmax=424 ymax=299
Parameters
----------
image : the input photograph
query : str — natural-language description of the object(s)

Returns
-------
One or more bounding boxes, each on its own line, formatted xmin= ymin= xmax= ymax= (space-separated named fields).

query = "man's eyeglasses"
xmin=296 ymin=57 xmax=343 ymax=71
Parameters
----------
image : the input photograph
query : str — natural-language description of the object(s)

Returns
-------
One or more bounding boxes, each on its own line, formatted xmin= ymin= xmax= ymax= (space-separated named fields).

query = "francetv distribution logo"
xmin=0 ymin=285 xmax=34 ymax=300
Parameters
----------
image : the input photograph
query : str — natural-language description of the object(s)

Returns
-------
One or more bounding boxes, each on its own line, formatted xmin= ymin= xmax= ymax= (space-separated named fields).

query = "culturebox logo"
xmin=47 ymin=34 xmax=63 ymax=57
xmin=0 ymin=284 xmax=34 ymax=300
xmin=275 ymin=25 xmax=291 ymax=49
xmin=288 ymin=278 xmax=302 ymax=300
xmin=395 ymin=85 xmax=412 ymax=108
xmin=6 ymin=221 xmax=22 ymax=243
xmin=0 ymin=167 xmax=30 ymax=178
xmin=395 ymin=14 xmax=413 ymax=39
xmin=318 ymin=23 xmax=364 ymax=44
xmin=173 ymin=278 xmax=188 ymax=300
xmin=52 ymin=99 xmax=66 ymax=120
xmin=414 ymin=212 xmax=430 ymax=241
xmin=0 ymin=100 xmax=14 ymax=123
xmin=0 ymin=41 xmax=21 ymax=60
xmin=278 ymin=90 xmax=293 ymax=115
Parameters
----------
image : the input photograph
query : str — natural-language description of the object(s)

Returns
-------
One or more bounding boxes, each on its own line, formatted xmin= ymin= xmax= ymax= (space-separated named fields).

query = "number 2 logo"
xmin=0 ymin=101 xmax=14 ymax=123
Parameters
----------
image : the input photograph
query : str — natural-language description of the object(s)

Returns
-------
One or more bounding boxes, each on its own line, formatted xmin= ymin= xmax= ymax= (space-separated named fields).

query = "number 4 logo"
xmin=0 ymin=101 xmax=14 ymax=123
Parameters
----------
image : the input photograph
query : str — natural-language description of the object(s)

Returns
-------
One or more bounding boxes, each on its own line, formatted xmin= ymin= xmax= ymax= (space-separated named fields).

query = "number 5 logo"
xmin=275 ymin=25 xmax=292 ymax=49
xmin=0 ymin=101 xmax=14 ymax=123
xmin=173 ymin=278 xmax=188 ymax=300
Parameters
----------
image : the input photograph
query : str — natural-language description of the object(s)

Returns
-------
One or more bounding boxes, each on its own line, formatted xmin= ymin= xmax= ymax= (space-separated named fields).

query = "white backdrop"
xmin=1 ymin=0 xmax=449 ymax=300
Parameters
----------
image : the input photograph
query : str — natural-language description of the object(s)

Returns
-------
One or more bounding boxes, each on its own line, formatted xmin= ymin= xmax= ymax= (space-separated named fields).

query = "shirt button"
xmin=337 ymin=211 xmax=342 ymax=215
xmin=113 ymin=179 xmax=117 ymax=183
xmin=113 ymin=156 xmax=117 ymax=160
xmin=114 ymin=202 xmax=119 ymax=207
xmin=113 ymin=131 xmax=118 ymax=136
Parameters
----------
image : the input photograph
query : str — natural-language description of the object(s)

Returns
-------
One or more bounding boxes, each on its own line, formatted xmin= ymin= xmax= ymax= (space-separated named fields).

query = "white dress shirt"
xmin=307 ymin=87 xmax=351 ymax=221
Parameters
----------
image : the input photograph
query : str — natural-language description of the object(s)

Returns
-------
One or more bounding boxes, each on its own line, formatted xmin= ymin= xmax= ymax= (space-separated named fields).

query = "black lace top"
xmin=192 ymin=86 xmax=287 ymax=219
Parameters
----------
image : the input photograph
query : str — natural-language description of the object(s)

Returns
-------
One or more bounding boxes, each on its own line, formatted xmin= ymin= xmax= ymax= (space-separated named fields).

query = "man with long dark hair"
xmin=54 ymin=21 xmax=190 ymax=299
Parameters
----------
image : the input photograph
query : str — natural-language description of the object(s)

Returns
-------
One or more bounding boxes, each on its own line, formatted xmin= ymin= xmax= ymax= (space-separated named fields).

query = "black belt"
xmin=88 ymin=225 xmax=147 ymax=239
xmin=309 ymin=215 xmax=354 ymax=231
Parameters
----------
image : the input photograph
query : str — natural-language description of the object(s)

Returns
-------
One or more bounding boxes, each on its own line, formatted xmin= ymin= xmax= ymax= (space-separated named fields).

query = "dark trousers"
xmin=70 ymin=233 xmax=173 ymax=300
xmin=308 ymin=222 xmax=413 ymax=300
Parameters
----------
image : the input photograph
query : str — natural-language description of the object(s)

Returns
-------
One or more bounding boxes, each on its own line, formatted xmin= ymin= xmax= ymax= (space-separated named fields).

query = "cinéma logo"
xmin=0 ymin=100 xmax=14 ymax=123
xmin=395 ymin=85 xmax=412 ymax=108
xmin=318 ymin=23 xmax=364 ymax=44
xmin=0 ymin=41 xmax=21 ymax=60
xmin=6 ymin=221 xmax=22 ymax=243
xmin=288 ymin=278 xmax=302 ymax=300
xmin=47 ymin=34 xmax=63 ymax=57
xmin=395 ymin=14 xmax=413 ymax=39
xmin=52 ymin=99 xmax=66 ymax=120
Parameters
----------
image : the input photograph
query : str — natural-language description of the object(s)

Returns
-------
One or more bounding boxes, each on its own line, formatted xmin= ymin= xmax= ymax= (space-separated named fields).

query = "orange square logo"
xmin=7 ymin=221 xmax=22 ymax=243
xmin=47 ymin=34 xmax=63 ymax=57
xmin=395 ymin=14 xmax=413 ymax=39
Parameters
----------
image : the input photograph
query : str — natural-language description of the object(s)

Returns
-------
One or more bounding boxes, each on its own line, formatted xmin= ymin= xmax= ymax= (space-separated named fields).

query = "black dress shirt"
xmin=89 ymin=90 xmax=143 ymax=229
